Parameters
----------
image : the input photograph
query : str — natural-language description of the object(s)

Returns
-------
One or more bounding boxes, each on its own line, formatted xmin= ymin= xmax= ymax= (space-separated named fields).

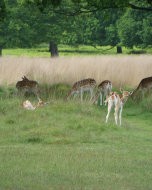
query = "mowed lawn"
xmin=0 ymin=91 xmax=152 ymax=190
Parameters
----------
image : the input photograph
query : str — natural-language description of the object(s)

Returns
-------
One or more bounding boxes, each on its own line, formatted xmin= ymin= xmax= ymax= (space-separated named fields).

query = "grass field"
xmin=0 ymin=54 xmax=152 ymax=189
xmin=0 ymin=84 xmax=152 ymax=190
xmin=3 ymin=45 xmax=152 ymax=57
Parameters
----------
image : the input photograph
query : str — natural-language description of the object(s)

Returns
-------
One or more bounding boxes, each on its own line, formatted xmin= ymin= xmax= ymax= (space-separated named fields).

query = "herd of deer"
xmin=16 ymin=75 xmax=152 ymax=126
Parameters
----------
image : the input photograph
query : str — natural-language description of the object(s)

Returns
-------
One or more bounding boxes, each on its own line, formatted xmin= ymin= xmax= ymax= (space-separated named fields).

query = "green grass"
xmin=0 ymin=85 xmax=152 ymax=189
xmin=3 ymin=45 xmax=152 ymax=57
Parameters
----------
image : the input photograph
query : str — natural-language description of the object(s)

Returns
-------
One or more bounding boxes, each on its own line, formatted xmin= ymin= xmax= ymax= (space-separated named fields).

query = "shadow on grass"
xmin=37 ymin=49 xmax=113 ymax=55
xmin=27 ymin=137 xmax=43 ymax=144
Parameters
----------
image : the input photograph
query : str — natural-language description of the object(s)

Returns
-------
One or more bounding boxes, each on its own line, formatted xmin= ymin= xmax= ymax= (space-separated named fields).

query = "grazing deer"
xmin=105 ymin=89 xmax=132 ymax=126
xmin=131 ymin=76 xmax=152 ymax=99
xmin=66 ymin=78 xmax=96 ymax=102
xmin=93 ymin=80 xmax=112 ymax=106
xmin=16 ymin=76 xmax=40 ymax=99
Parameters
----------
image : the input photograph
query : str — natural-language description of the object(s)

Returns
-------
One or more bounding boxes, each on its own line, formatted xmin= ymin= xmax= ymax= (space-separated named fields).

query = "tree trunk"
xmin=49 ymin=41 xmax=59 ymax=57
xmin=0 ymin=46 xmax=2 ymax=56
xmin=117 ymin=46 xmax=122 ymax=54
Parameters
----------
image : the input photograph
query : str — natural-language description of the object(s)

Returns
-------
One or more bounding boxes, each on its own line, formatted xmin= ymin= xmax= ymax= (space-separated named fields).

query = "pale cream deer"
xmin=105 ymin=89 xmax=132 ymax=126
xmin=66 ymin=78 xmax=96 ymax=102
xmin=93 ymin=80 xmax=112 ymax=106
xmin=22 ymin=98 xmax=45 ymax=110
xmin=22 ymin=100 xmax=36 ymax=110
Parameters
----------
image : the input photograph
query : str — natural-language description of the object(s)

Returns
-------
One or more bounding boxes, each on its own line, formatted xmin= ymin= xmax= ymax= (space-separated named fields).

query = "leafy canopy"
xmin=24 ymin=0 xmax=152 ymax=13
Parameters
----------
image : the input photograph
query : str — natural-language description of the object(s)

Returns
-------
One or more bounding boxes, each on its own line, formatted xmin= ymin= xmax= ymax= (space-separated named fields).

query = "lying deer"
xmin=22 ymin=100 xmax=36 ymax=110
xmin=105 ymin=89 xmax=132 ymax=126
xmin=16 ymin=76 xmax=40 ymax=99
xmin=22 ymin=98 xmax=47 ymax=110
xmin=66 ymin=78 xmax=96 ymax=102
xmin=93 ymin=80 xmax=112 ymax=106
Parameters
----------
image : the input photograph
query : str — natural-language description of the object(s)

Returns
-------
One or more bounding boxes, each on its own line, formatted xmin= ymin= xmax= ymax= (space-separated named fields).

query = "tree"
xmin=1 ymin=1 xmax=40 ymax=48
xmin=142 ymin=16 xmax=152 ymax=47
xmin=0 ymin=0 xmax=6 ymax=21
xmin=1 ymin=0 xmax=151 ymax=56
xmin=25 ymin=0 xmax=152 ymax=14
xmin=117 ymin=9 xmax=152 ymax=48
xmin=1 ymin=1 xmax=75 ymax=56
xmin=0 ymin=0 xmax=6 ymax=55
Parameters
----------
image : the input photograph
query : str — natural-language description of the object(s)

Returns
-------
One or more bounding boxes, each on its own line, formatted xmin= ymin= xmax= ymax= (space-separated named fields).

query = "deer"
xmin=105 ymin=89 xmax=133 ymax=126
xmin=66 ymin=78 xmax=96 ymax=102
xmin=22 ymin=98 xmax=48 ymax=110
xmin=22 ymin=100 xmax=36 ymax=110
xmin=93 ymin=80 xmax=112 ymax=106
xmin=131 ymin=76 xmax=152 ymax=100
xmin=16 ymin=76 xmax=40 ymax=99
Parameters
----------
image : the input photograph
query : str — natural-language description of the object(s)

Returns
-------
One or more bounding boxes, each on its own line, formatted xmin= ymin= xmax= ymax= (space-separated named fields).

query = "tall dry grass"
xmin=0 ymin=55 xmax=152 ymax=89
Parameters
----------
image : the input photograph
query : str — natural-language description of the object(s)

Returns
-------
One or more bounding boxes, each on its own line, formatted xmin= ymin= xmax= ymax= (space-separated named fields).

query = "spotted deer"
xmin=66 ymin=78 xmax=96 ymax=102
xmin=93 ymin=80 xmax=112 ymax=106
xmin=131 ymin=76 xmax=152 ymax=99
xmin=16 ymin=76 xmax=40 ymax=99
xmin=105 ymin=89 xmax=132 ymax=126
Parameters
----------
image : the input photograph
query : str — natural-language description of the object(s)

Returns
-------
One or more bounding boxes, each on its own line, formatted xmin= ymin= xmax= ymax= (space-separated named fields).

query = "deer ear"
xmin=130 ymin=91 xmax=133 ymax=95
xmin=120 ymin=88 xmax=123 ymax=93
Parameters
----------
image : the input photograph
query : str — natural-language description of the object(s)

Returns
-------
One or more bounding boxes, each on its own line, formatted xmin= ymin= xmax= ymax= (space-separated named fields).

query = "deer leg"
xmin=119 ymin=106 xmax=123 ymax=126
xmin=103 ymin=93 xmax=106 ymax=106
xmin=99 ymin=92 xmax=103 ymax=106
xmin=80 ymin=88 xmax=83 ymax=102
xmin=141 ymin=90 xmax=145 ymax=100
xmin=35 ymin=91 xmax=40 ymax=101
xmin=92 ymin=92 xmax=98 ymax=104
xmin=17 ymin=89 xmax=22 ymax=97
xmin=114 ymin=106 xmax=119 ymax=125
xmin=106 ymin=101 xmax=113 ymax=123
xmin=90 ymin=88 xmax=94 ymax=101
xmin=73 ymin=92 xmax=78 ymax=100
xmin=36 ymin=88 xmax=41 ymax=100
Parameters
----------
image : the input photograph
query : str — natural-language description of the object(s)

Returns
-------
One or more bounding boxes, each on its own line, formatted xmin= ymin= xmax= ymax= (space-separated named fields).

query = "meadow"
xmin=3 ymin=45 xmax=152 ymax=57
xmin=0 ymin=53 xmax=152 ymax=189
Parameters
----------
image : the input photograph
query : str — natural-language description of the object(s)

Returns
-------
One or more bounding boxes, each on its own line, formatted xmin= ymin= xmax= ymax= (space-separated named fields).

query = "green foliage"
xmin=105 ymin=24 xmax=119 ymax=46
xmin=27 ymin=0 xmax=152 ymax=12
xmin=117 ymin=11 xmax=141 ymax=48
xmin=0 ymin=0 xmax=6 ymax=21
xmin=0 ymin=0 xmax=152 ymax=50
xmin=142 ymin=16 xmax=152 ymax=47
xmin=117 ymin=9 xmax=152 ymax=48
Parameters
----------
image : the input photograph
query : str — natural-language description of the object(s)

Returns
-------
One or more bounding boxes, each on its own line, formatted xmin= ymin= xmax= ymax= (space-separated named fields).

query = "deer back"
xmin=16 ymin=77 xmax=38 ymax=90
xmin=73 ymin=78 xmax=96 ymax=89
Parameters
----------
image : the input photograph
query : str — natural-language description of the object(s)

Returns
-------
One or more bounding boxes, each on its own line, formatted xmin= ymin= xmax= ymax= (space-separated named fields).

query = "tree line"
xmin=0 ymin=0 xmax=152 ymax=56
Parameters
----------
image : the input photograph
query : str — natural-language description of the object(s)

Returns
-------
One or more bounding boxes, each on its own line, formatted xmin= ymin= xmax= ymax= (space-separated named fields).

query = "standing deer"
xmin=131 ymin=76 xmax=152 ymax=99
xmin=93 ymin=80 xmax=112 ymax=106
xmin=16 ymin=76 xmax=40 ymax=99
xmin=105 ymin=89 xmax=132 ymax=126
xmin=66 ymin=78 xmax=96 ymax=102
